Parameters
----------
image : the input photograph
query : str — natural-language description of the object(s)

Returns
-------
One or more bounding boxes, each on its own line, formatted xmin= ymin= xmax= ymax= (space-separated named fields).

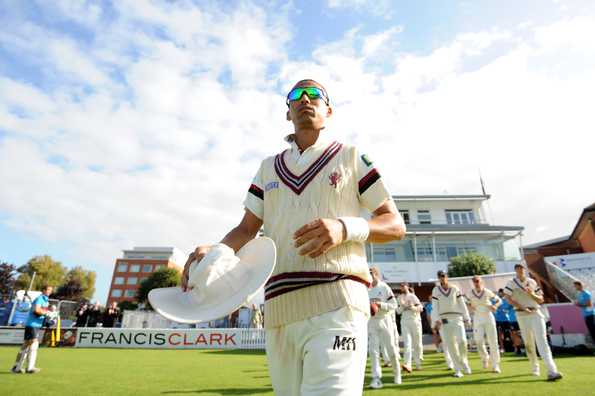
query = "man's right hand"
xmin=433 ymin=320 xmax=442 ymax=331
xmin=182 ymin=245 xmax=211 ymax=291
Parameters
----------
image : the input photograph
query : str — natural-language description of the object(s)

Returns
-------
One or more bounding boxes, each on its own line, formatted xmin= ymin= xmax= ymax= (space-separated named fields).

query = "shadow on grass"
xmin=202 ymin=350 xmax=266 ymax=356
xmin=365 ymin=373 xmax=541 ymax=391
xmin=161 ymin=387 xmax=271 ymax=395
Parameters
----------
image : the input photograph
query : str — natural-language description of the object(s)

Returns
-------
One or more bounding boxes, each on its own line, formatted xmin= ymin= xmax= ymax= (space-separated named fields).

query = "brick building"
xmin=523 ymin=202 xmax=595 ymax=302
xmin=106 ymin=247 xmax=186 ymax=306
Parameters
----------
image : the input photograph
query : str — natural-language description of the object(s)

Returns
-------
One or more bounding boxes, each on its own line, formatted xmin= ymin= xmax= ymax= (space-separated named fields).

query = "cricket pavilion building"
xmin=366 ymin=194 xmax=524 ymax=300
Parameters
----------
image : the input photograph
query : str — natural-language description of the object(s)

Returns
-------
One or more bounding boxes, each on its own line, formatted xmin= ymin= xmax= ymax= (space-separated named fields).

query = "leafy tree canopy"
xmin=448 ymin=252 xmax=496 ymax=278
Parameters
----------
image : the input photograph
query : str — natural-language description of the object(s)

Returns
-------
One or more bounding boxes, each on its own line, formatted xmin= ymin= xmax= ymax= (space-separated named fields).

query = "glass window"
xmin=446 ymin=210 xmax=476 ymax=225
xmin=125 ymin=290 xmax=136 ymax=297
xmin=127 ymin=277 xmax=138 ymax=285
xmin=372 ymin=246 xmax=396 ymax=262
xmin=130 ymin=264 xmax=140 ymax=273
xmin=417 ymin=210 xmax=432 ymax=224
xmin=114 ymin=277 xmax=124 ymax=285
xmin=111 ymin=289 xmax=122 ymax=297
xmin=156 ymin=264 xmax=166 ymax=270
xmin=117 ymin=263 xmax=128 ymax=272
xmin=399 ymin=210 xmax=410 ymax=225
xmin=143 ymin=264 xmax=152 ymax=272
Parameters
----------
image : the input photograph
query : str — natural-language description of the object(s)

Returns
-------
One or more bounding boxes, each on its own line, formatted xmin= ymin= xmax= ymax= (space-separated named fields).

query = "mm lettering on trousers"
xmin=333 ymin=336 xmax=356 ymax=351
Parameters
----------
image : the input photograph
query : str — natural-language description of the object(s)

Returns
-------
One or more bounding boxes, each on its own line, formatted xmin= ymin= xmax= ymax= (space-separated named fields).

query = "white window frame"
xmin=446 ymin=210 xmax=476 ymax=225
xmin=399 ymin=209 xmax=410 ymax=225
xmin=417 ymin=210 xmax=432 ymax=224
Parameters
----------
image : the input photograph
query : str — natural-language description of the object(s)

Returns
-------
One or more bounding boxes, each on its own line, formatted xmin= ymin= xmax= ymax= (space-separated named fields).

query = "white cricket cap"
xmin=148 ymin=237 xmax=276 ymax=324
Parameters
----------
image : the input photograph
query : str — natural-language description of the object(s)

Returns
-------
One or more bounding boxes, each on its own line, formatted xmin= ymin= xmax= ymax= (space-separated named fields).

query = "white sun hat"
xmin=148 ymin=237 xmax=276 ymax=324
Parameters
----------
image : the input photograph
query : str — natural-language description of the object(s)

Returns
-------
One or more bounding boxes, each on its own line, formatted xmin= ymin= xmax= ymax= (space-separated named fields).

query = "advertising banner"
xmin=74 ymin=328 xmax=264 ymax=349
xmin=0 ymin=327 xmax=25 ymax=344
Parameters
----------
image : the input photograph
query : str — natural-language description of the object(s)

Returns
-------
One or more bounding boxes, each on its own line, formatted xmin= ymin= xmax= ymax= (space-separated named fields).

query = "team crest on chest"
xmin=329 ymin=170 xmax=342 ymax=189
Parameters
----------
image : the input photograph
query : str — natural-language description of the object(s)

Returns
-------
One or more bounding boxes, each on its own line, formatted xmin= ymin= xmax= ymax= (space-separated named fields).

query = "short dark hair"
xmin=573 ymin=280 xmax=583 ymax=287
xmin=291 ymin=79 xmax=330 ymax=102
xmin=498 ymin=288 xmax=504 ymax=293
xmin=41 ymin=284 xmax=52 ymax=291
xmin=514 ymin=263 xmax=525 ymax=270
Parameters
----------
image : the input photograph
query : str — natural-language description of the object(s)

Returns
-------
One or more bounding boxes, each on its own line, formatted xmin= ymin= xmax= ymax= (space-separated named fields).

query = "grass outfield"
xmin=1 ymin=346 xmax=593 ymax=395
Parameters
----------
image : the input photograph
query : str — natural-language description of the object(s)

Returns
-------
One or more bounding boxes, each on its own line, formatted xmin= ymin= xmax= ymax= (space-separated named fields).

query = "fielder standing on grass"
xmin=11 ymin=285 xmax=53 ymax=374
xmin=467 ymin=276 xmax=501 ymax=373
xmin=398 ymin=282 xmax=423 ymax=373
xmin=431 ymin=270 xmax=471 ymax=378
xmin=183 ymin=79 xmax=405 ymax=395
xmin=504 ymin=263 xmax=563 ymax=381
xmin=367 ymin=267 xmax=402 ymax=389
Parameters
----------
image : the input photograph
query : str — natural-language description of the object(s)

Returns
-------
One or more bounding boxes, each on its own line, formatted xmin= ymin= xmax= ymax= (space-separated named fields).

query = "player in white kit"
xmin=504 ymin=264 xmax=563 ymax=381
xmin=467 ymin=276 xmax=501 ymax=373
xmin=183 ymin=80 xmax=406 ymax=395
xmin=398 ymin=282 xmax=423 ymax=373
xmin=367 ymin=267 xmax=402 ymax=389
xmin=431 ymin=270 xmax=471 ymax=378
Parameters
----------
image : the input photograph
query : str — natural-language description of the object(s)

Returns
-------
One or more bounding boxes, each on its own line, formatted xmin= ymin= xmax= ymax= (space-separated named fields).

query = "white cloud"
xmin=1 ymin=3 xmax=594 ymax=302
xmin=326 ymin=0 xmax=394 ymax=17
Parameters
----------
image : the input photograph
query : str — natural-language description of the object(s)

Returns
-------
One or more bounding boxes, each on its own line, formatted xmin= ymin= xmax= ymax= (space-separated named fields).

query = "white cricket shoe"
xmin=454 ymin=370 xmax=464 ymax=378
xmin=547 ymin=372 xmax=563 ymax=382
xmin=532 ymin=367 xmax=540 ymax=377
xmin=493 ymin=366 xmax=501 ymax=374
xmin=369 ymin=377 xmax=383 ymax=389
xmin=464 ymin=364 xmax=472 ymax=375
xmin=394 ymin=374 xmax=402 ymax=385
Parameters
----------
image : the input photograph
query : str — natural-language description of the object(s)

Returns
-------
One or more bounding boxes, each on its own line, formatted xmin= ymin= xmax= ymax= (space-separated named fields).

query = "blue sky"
xmin=1 ymin=0 xmax=594 ymax=303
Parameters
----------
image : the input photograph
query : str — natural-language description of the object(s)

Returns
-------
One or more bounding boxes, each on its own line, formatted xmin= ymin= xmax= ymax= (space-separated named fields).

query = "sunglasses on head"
xmin=286 ymin=86 xmax=329 ymax=106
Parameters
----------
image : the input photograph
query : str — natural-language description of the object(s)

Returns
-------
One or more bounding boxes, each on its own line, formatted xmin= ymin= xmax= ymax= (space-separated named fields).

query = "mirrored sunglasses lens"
xmin=287 ymin=88 xmax=304 ymax=102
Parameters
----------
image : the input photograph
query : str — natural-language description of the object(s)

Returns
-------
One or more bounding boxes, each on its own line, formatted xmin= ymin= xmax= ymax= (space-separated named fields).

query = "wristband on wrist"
xmin=337 ymin=217 xmax=370 ymax=243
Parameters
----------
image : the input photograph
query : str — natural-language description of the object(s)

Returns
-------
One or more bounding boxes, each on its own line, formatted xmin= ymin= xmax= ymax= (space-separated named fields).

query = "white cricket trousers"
xmin=441 ymin=317 xmax=468 ymax=372
xmin=266 ymin=306 xmax=368 ymax=396
xmin=438 ymin=328 xmax=453 ymax=368
xmin=401 ymin=318 xmax=423 ymax=368
xmin=473 ymin=313 xmax=500 ymax=368
xmin=516 ymin=312 xmax=558 ymax=375
xmin=368 ymin=315 xmax=401 ymax=380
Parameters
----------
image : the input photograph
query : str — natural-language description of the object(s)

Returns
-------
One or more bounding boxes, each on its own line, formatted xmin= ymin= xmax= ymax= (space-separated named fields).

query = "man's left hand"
xmin=293 ymin=218 xmax=345 ymax=258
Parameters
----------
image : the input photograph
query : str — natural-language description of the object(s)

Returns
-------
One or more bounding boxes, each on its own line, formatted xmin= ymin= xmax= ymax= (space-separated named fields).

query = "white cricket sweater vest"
xmin=244 ymin=135 xmax=392 ymax=328
xmin=431 ymin=284 xmax=470 ymax=323
xmin=504 ymin=277 xmax=542 ymax=316
xmin=467 ymin=288 xmax=497 ymax=318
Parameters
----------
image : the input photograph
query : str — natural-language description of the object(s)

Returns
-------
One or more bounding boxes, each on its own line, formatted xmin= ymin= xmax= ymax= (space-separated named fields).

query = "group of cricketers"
xmin=366 ymin=263 xmax=564 ymax=388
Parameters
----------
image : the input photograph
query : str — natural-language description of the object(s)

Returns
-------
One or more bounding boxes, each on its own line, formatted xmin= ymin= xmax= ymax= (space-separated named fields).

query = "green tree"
xmin=448 ymin=252 xmax=496 ymax=278
xmin=0 ymin=261 xmax=17 ymax=297
xmin=15 ymin=255 xmax=67 ymax=291
xmin=53 ymin=267 xmax=96 ymax=301
xmin=136 ymin=267 xmax=181 ymax=308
